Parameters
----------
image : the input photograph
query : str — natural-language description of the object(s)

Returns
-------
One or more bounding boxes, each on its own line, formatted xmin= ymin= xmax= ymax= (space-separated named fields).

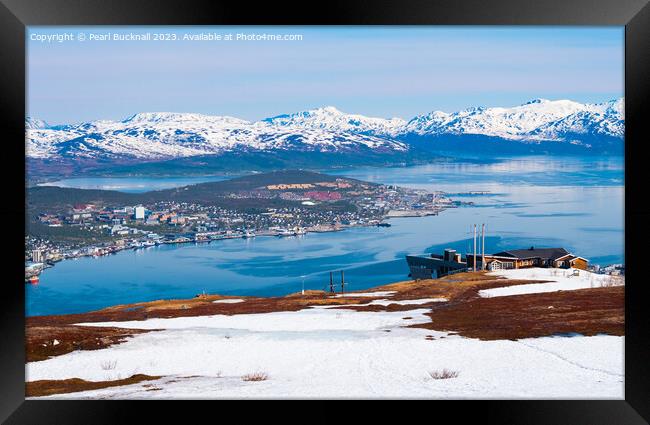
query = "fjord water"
xmin=26 ymin=156 xmax=624 ymax=316
xmin=37 ymin=175 xmax=231 ymax=193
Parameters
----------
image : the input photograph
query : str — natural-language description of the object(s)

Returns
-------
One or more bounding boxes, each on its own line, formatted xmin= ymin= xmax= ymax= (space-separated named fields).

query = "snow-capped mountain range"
xmin=26 ymin=98 xmax=624 ymax=163
xmin=403 ymin=98 xmax=623 ymax=141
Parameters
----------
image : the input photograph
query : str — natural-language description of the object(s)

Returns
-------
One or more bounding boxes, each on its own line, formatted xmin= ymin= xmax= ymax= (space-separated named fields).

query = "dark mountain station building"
xmin=407 ymin=246 xmax=588 ymax=279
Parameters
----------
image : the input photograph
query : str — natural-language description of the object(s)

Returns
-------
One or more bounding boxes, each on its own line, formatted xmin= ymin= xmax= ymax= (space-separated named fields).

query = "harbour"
xmin=26 ymin=156 xmax=624 ymax=316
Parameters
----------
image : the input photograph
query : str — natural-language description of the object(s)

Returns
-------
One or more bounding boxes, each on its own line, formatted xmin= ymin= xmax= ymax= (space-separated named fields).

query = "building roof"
xmin=492 ymin=247 xmax=570 ymax=261
xmin=406 ymin=255 xmax=466 ymax=268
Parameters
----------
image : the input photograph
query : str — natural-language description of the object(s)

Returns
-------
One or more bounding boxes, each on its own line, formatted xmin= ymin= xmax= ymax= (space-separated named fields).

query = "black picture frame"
xmin=2 ymin=0 xmax=648 ymax=422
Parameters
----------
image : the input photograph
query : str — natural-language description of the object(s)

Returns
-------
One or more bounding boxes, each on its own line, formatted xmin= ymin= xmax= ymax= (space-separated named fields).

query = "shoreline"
xmin=26 ymin=203 xmax=460 ymax=283
xmin=26 ymin=214 xmax=626 ymax=318
xmin=25 ymin=268 xmax=624 ymax=398
xmin=27 ymin=268 xmax=624 ymax=348
xmin=25 ymin=218 xmax=380 ymax=283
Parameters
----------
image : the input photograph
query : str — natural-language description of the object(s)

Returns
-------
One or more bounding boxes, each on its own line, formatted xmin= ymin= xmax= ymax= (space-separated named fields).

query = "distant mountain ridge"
xmin=262 ymin=106 xmax=407 ymax=137
xmin=402 ymin=98 xmax=623 ymax=142
xmin=26 ymin=98 xmax=624 ymax=177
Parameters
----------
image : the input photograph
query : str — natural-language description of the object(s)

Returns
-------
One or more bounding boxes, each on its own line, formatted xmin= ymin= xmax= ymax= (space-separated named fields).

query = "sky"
xmin=27 ymin=26 xmax=624 ymax=125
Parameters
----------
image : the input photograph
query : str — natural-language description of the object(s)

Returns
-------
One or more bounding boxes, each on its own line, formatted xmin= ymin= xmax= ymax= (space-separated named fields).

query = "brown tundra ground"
xmin=25 ymin=271 xmax=623 ymax=397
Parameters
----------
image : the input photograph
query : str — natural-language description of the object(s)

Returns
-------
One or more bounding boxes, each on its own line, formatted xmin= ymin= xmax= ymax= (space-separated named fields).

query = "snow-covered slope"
xmin=529 ymin=99 xmax=624 ymax=143
xmin=25 ymin=117 xmax=50 ymax=130
xmin=26 ymin=111 xmax=408 ymax=161
xmin=264 ymin=106 xmax=407 ymax=137
xmin=403 ymin=98 xmax=624 ymax=143
xmin=26 ymin=98 xmax=624 ymax=163
xmin=480 ymin=267 xmax=624 ymax=298
xmin=26 ymin=306 xmax=624 ymax=399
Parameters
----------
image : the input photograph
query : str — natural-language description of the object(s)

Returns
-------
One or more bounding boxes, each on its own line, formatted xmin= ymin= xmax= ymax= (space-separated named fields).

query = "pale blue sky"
xmin=27 ymin=26 xmax=624 ymax=124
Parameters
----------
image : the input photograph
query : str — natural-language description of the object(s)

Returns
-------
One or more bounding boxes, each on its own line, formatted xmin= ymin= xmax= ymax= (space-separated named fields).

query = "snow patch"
xmin=367 ymin=298 xmax=447 ymax=306
xmin=334 ymin=291 xmax=396 ymax=298
xmin=213 ymin=299 xmax=245 ymax=304
xmin=480 ymin=268 xmax=624 ymax=298
xmin=74 ymin=307 xmax=430 ymax=332
xmin=25 ymin=301 xmax=624 ymax=399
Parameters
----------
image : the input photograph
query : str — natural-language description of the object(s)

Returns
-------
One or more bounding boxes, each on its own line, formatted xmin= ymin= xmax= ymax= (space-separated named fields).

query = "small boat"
xmin=376 ymin=222 xmax=392 ymax=227
xmin=28 ymin=276 xmax=39 ymax=285
xmin=242 ymin=230 xmax=256 ymax=238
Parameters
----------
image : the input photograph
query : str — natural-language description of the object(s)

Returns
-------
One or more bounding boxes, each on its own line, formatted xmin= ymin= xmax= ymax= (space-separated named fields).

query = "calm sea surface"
xmin=27 ymin=156 xmax=624 ymax=316
xmin=37 ymin=175 xmax=231 ymax=192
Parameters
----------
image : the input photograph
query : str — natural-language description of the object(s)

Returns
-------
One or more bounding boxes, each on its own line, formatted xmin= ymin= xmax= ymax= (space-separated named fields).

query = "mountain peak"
xmin=319 ymin=106 xmax=342 ymax=113
xmin=122 ymin=112 xmax=202 ymax=123
xmin=121 ymin=112 xmax=249 ymax=126
xmin=262 ymin=106 xmax=406 ymax=136
xmin=26 ymin=117 xmax=49 ymax=129
xmin=524 ymin=98 xmax=550 ymax=105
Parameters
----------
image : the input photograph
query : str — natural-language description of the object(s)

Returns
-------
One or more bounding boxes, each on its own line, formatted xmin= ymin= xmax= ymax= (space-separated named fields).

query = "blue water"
xmin=37 ymin=175 xmax=232 ymax=193
xmin=27 ymin=156 xmax=624 ymax=316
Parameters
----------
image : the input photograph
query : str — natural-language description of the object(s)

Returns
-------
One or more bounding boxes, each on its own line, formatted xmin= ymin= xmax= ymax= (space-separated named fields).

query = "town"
xmin=26 ymin=171 xmax=462 ymax=281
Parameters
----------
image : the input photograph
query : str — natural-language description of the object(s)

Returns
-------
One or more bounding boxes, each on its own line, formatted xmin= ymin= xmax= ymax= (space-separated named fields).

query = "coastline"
xmin=26 ymin=203 xmax=458 ymax=283
xmin=25 ymin=219 xmax=371 ymax=282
